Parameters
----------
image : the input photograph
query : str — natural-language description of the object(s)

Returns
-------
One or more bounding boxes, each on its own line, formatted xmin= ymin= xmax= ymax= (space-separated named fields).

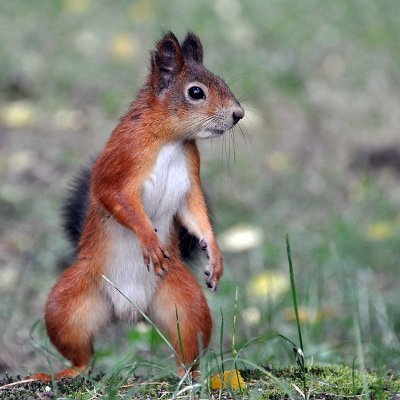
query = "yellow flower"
xmin=211 ymin=370 xmax=246 ymax=391
xmin=219 ymin=224 xmax=263 ymax=252
xmin=111 ymin=33 xmax=137 ymax=62
xmin=1 ymin=101 xmax=36 ymax=128
xmin=129 ymin=0 xmax=155 ymax=22
xmin=283 ymin=306 xmax=334 ymax=324
xmin=247 ymin=271 xmax=289 ymax=301
xmin=366 ymin=222 xmax=395 ymax=241
xmin=64 ymin=0 xmax=92 ymax=14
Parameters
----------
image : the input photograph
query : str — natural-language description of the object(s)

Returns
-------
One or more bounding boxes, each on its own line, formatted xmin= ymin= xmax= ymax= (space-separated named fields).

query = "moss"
xmin=1 ymin=366 xmax=399 ymax=399
xmin=243 ymin=365 xmax=400 ymax=399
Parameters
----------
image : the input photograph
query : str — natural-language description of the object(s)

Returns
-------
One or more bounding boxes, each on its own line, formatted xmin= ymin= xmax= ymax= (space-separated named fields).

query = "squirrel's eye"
xmin=188 ymin=86 xmax=205 ymax=101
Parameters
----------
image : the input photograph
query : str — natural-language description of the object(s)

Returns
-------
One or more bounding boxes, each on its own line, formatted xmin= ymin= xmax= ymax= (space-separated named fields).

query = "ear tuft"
xmin=181 ymin=32 xmax=203 ymax=64
xmin=151 ymin=31 xmax=184 ymax=93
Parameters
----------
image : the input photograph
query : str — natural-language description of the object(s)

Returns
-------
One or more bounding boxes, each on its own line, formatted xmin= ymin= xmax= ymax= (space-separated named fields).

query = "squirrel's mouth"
xmin=207 ymin=128 xmax=225 ymax=136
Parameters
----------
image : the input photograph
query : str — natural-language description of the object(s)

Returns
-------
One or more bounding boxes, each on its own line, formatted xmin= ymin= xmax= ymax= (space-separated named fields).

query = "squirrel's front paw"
xmin=141 ymin=238 xmax=170 ymax=277
xmin=200 ymin=239 xmax=223 ymax=290
xmin=204 ymin=252 xmax=223 ymax=291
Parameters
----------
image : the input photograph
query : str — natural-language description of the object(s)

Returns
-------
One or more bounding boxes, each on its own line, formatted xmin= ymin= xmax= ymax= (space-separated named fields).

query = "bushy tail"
xmin=61 ymin=166 xmax=91 ymax=249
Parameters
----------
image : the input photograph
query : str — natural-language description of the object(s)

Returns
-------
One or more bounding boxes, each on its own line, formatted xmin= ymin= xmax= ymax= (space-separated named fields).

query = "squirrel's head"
xmin=149 ymin=31 xmax=244 ymax=139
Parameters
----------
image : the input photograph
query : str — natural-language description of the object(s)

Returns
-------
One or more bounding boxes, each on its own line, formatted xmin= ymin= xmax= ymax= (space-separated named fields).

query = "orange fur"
xmin=32 ymin=31 xmax=243 ymax=381
xmin=150 ymin=252 xmax=212 ymax=375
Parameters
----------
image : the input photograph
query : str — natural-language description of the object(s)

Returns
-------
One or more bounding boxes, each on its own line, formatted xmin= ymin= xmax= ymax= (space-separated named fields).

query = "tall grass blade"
xmin=219 ymin=307 xmax=224 ymax=374
xmin=286 ymin=234 xmax=306 ymax=393
xmin=29 ymin=319 xmax=59 ymax=360
xmin=175 ymin=305 xmax=185 ymax=365
xmin=286 ymin=234 xmax=304 ymax=357
xmin=232 ymin=286 xmax=238 ymax=356
xmin=101 ymin=275 xmax=181 ymax=367
xmin=231 ymin=288 xmax=244 ymax=394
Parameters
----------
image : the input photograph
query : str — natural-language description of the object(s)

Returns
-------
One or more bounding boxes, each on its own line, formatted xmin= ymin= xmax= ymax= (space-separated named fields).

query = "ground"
xmin=1 ymin=366 xmax=399 ymax=399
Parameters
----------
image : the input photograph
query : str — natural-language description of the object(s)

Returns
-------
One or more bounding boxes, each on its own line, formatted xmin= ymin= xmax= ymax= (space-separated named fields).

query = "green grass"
xmin=2 ymin=365 xmax=400 ymax=399
xmin=1 ymin=0 xmax=400 ymax=393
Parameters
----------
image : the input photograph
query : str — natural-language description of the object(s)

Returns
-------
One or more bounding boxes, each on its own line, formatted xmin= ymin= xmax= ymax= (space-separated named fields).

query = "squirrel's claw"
xmin=205 ymin=273 xmax=219 ymax=291
xmin=142 ymin=241 xmax=170 ymax=277
xmin=204 ymin=251 xmax=223 ymax=291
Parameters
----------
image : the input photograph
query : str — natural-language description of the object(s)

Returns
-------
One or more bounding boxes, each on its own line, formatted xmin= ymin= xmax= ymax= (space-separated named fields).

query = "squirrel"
xmin=32 ymin=31 xmax=244 ymax=380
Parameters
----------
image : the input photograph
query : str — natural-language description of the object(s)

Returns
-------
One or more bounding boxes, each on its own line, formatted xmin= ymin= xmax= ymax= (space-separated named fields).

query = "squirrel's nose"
xmin=232 ymin=106 xmax=245 ymax=124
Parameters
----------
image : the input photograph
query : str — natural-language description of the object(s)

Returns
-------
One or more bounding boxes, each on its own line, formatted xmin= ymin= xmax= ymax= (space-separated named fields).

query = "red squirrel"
xmin=32 ymin=31 xmax=244 ymax=380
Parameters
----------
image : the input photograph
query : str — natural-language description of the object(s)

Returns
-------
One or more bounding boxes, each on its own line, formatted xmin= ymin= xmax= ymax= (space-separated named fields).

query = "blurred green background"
xmin=1 ymin=0 xmax=400 ymax=377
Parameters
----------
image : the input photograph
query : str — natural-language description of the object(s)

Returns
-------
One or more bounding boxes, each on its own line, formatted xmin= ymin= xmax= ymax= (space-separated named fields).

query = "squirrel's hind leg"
xmin=32 ymin=264 xmax=112 ymax=381
xmin=150 ymin=261 xmax=212 ymax=377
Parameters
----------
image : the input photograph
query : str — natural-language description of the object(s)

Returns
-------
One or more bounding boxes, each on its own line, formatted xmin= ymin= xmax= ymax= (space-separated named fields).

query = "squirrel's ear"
xmin=151 ymin=32 xmax=183 ymax=93
xmin=181 ymin=32 xmax=203 ymax=64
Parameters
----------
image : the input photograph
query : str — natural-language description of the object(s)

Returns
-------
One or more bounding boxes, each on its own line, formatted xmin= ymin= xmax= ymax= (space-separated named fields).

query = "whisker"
xmin=225 ymin=131 xmax=232 ymax=172
xmin=187 ymin=114 xmax=222 ymax=134
xmin=225 ymin=72 xmax=247 ymax=89
xmin=199 ymin=116 xmax=220 ymax=133
xmin=221 ymin=132 xmax=225 ymax=169
xmin=225 ymin=130 xmax=230 ymax=171
xmin=231 ymin=128 xmax=237 ymax=163
xmin=237 ymin=122 xmax=250 ymax=145
xmin=184 ymin=115 xmax=216 ymax=131
xmin=236 ymin=85 xmax=262 ymax=103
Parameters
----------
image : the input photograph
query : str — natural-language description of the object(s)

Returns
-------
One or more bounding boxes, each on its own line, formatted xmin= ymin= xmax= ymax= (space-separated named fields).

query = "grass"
xmin=2 ymin=337 xmax=400 ymax=399
xmin=286 ymin=234 xmax=306 ymax=394
xmin=2 ymin=236 xmax=398 ymax=398
xmin=1 ymin=0 xmax=400 ymax=397
xmin=2 ymin=358 xmax=400 ymax=398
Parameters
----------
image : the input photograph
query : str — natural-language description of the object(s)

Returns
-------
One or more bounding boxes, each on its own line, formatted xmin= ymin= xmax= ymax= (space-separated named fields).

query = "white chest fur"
xmin=142 ymin=142 xmax=191 ymax=239
xmin=104 ymin=142 xmax=191 ymax=321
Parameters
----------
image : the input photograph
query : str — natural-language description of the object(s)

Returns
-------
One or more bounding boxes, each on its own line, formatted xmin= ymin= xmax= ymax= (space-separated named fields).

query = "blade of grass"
xmin=175 ymin=305 xmax=185 ymax=365
xmin=231 ymin=288 xmax=244 ymax=395
xmin=226 ymin=357 xmax=298 ymax=399
xmin=232 ymin=287 xmax=238 ymax=357
xmin=219 ymin=307 xmax=224 ymax=374
xmin=102 ymin=274 xmax=184 ymax=372
xmin=29 ymin=319 xmax=61 ymax=360
xmin=286 ymin=234 xmax=306 ymax=393
xmin=286 ymin=234 xmax=304 ymax=357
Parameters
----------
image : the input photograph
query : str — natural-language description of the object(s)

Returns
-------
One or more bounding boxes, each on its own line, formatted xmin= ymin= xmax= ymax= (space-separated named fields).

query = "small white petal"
xmin=219 ymin=224 xmax=263 ymax=252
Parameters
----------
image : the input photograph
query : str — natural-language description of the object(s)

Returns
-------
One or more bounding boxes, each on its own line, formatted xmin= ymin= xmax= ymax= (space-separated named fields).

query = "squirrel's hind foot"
xmin=29 ymin=366 xmax=86 ymax=381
